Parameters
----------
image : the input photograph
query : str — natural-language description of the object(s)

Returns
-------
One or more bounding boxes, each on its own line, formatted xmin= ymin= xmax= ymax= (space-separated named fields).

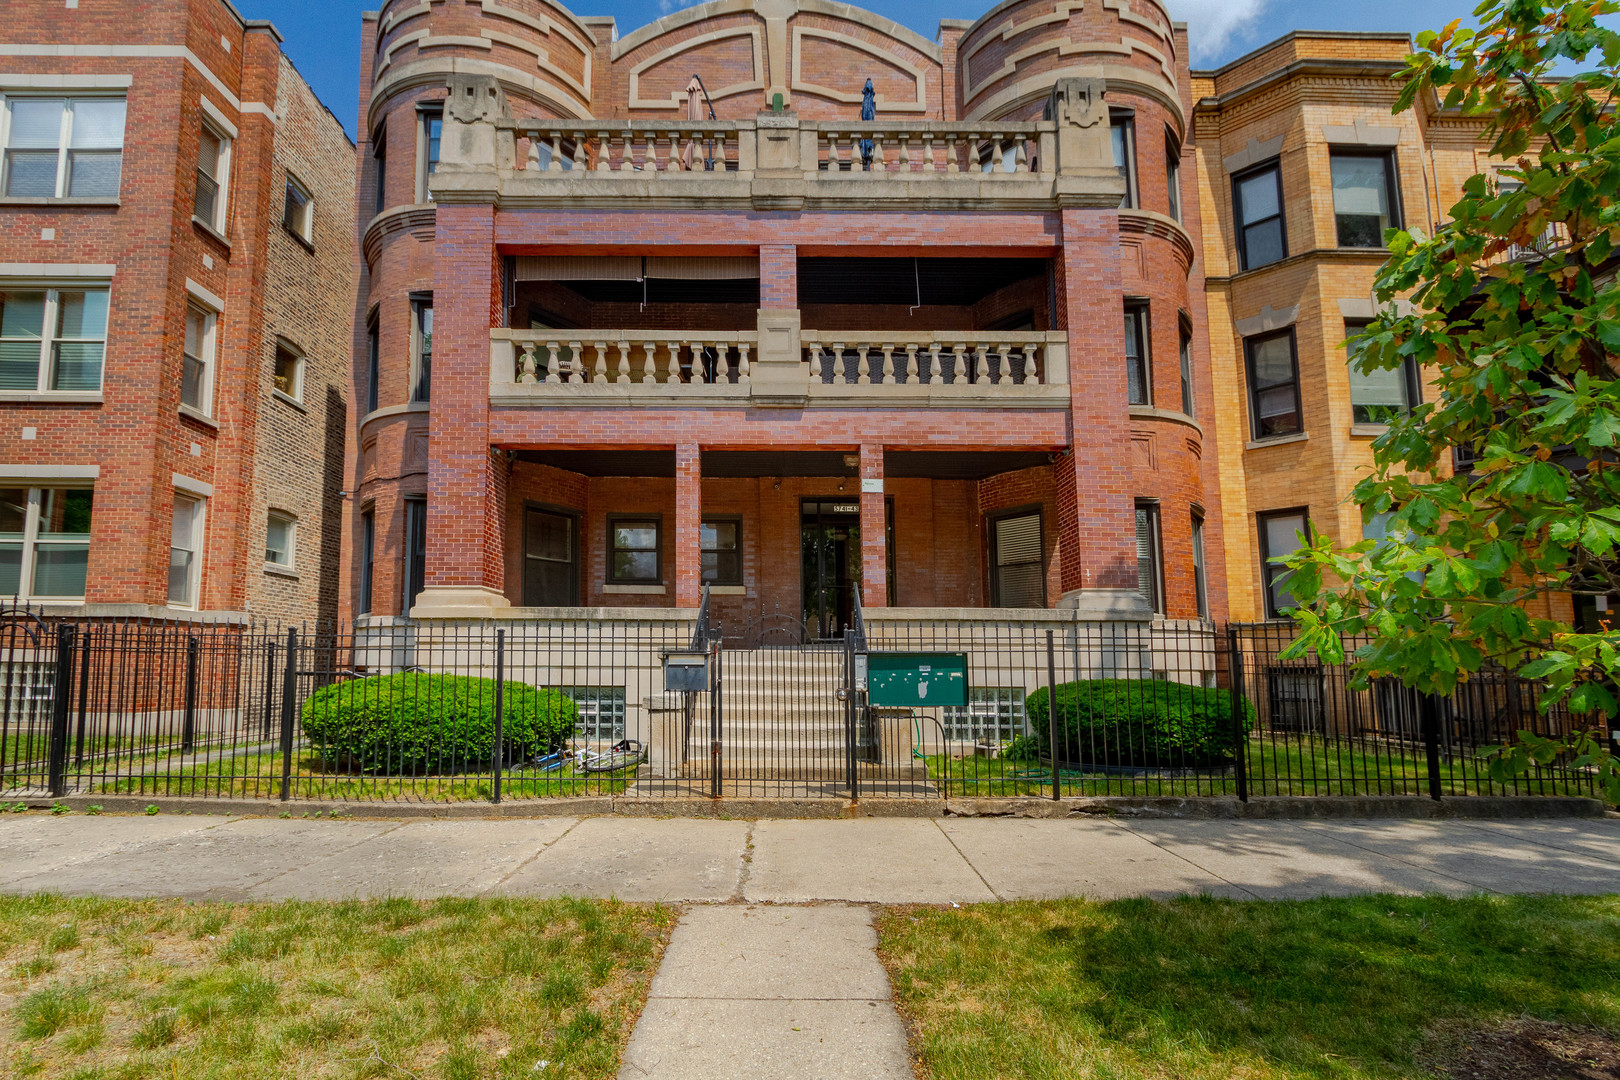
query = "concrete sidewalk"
xmin=3 ymin=813 xmax=1618 ymax=901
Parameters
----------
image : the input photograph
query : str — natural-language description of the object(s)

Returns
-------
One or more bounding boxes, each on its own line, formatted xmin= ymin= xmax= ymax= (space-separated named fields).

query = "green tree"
xmin=1280 ymin=0 xmax=1620 ymax=802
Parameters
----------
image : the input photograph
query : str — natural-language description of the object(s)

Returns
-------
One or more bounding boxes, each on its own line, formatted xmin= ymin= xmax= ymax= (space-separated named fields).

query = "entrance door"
xmin=800 ymin=499 xmax=895 ymax=639
xmin=523 ymin=506 xmax=577 ymax=606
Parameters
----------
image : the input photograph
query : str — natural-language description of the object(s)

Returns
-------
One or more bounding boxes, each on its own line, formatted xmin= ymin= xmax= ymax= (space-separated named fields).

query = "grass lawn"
xmin=2 ymin=895 xmax=673 ymax=1079
xmin=91 ymin=752 xmax=635 ymax=802
xmin=877 ymin=894 xmax=1620 ymax=1080
xmin=928 ymin=735 xmax=1597 ymax=799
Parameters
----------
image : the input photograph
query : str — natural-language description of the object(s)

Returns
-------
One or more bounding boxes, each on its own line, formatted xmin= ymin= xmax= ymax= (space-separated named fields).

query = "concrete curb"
xmin=32 ymin=792 xmax=1609 ymax=820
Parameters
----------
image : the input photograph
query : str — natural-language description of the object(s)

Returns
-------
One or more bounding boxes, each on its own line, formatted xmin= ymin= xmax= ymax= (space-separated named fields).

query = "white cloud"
xmin=658 ymin=0 xmax=705 ymax=13
xmin=1159 ymin=0 xmax=1273 ymax=64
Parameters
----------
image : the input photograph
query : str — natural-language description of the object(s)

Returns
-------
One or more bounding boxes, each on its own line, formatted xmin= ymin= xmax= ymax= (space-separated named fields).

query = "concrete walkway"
xmin=3 ymin=813 xmax=1619 ymax=900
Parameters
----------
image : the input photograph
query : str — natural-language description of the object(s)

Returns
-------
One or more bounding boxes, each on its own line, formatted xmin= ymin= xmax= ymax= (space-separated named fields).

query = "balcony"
xmin=488 ymin=328 xmax=1069 ymax=408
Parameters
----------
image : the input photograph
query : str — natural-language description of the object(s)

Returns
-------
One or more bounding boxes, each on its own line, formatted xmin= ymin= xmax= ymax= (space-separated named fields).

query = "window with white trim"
xmin=265 ymin=510 xmax=295 ymax=569
xmin=168 ymin=494 xmax=205 ymax=607
xmin=282 ymin=172 xmax=312 ymax=242
xmin=181 ymin=303 xmax=216 ymax=414
xmin=418 ymin=106 xmax=442 ymax=202
xmin=1135 ymin=500 xmax=1163 ymax=615
xmin=0 ymin=286 xmax=108 ymax=393
xmin=0 ymin=486 xmax=93 ymax=600
xmin=2 ymin=96 xmax=125 ymax=198
xmin=272 ymin=341 xmax=304 ymax=401
xmin=194 ymin=121 xmax=231 ymax=233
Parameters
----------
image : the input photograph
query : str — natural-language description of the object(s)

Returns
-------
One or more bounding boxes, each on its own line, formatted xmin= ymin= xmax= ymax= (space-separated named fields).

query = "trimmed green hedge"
xmin=301 ymin=673 xmax=578 ymax=773
xmin=1025 ymin=679 xmax=1255 ymax=769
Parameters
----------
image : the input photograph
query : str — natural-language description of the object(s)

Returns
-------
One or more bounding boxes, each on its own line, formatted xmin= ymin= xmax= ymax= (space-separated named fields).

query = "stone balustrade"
xmin=506 ymin=120 xmax=749 ymax=175
xmin=801 ymin=331 xmax=1063 ymax=386
xmin=811 ymin=122 xmax=1051 ymax=176
xmin=493 ymin=329 xmax=757 ymax=389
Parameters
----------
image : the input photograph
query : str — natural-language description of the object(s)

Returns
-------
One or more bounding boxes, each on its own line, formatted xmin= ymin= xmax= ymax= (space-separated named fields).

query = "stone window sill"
xmin=191 ymin=216 xmax=231 ymax=249
xmin=706 ymin=584 xmax=746 ymax=595
xmin=272 ymin=389 xmax=307 ymax=412
xmin=263 ymin=564 xmax=299 ymax=579
xmin=0 ymin=196 xmax=119 ymax=207
xmin=0 ymin=391 xmax=102 ymax=404
xmin=283 ymin=223 xmax=315 ymax=253
xmin=1245 ymin=431 xmax=1308 ymax=451
xmin=1348 ymin=423 xmax=1388 ymax=438
xmin=603 ymin=583 xmax=665 ymax=595
xmin=179 ymin=404 xmax=219 ymax=430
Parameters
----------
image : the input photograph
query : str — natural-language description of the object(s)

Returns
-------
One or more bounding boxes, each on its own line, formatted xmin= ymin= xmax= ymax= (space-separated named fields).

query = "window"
xmin=372 ymin=134 xmax=387 ymax=218
xmin=1110 ymin=113 xmax=1138 ymax=209
xmin=560 ymin=686 xmax=626 ymax=741
xmin=1266 ymin=666 xmax=1325 ymax=733
xmin=410 ymin=295 xmax=432 ymax=403
xmin=282 ymin=173 xmax=312 ymax=242
xmin=942 ymin=687 xmax=1028 ymax=743
xmin=1124 ymin=303 xmax=1150 ymax=406
xmin=2 ymin=96 xmax=124 ymax=198
xmin=524 ymin=506 xmax=577 ymax=606
xmin=990 ymin=511 xmax=1044 ymax=607
xmin=0 ymin=487 xmax=93 ymax=600
xmin=1345 ymin=319 xmax=1420 ymax=424
xmin=1191 ymin=511 xmax=1209 ymax=619
xmin=1330 ymin=150 xmax=1398 ymax=248
xmin=265 ymin=510 xmax=295 ymax=569
xmin=168 ymin=494 xmax=205 ymax=607
xmin=1178 ymin=323 xmax=1194 ymax=417
xmin=1245 ymin=329 xmax=1302 ymax=439
xmin=1258 ymin=508 xmax=1308 ymax=618
xmin=272 ymin=342 xmax=304 ymax=401
xmin=418 ymin=106 xmax=442 ymax=202
xmin=181 ymin=303 xmax=216 ymax=414
xmin=359 ymin=507 xmax=375 ymax=614
xmin=1165 ymin=132 xmax=1182 ymax=222
xmin=609 ymin=517 xmax=661 ymax=584
xmin=403 ymin=497 xmax=426 ymax=611
xmin=1134 ymin=500 xmax=1163 ymax=615
xmin=1233 ymin=160 xmax=1285 ymax=270
xmin=194 ymin=122 xmax=230 ymax=232
xmin=0 ymin=286 xmax=108 ymax=392
xmin=366 ymin=314 xmax=379 ymax=414
xmin=701 ymin=518 xmax=741 ymax=586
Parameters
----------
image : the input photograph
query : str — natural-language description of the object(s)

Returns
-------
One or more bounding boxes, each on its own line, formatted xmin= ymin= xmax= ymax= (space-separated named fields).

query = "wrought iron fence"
xmin=0 ymin=604 xmax=1607 ymax=805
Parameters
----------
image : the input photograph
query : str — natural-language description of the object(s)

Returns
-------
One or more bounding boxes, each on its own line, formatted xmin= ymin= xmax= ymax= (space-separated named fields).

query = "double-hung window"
xmin=1178 ymin=323 xmax=1194 ymax=417
xmin=359 ymin=506 xmax=375 ymax=614
xmin=1345 ymin=319 xmax=1420 ymax=424
xmin=194 ymin=122 xmax=231 ymax=232
xmin=282 ymin=173 xmax=312 ymax=243
xmin=2 ymin=96 xmax=125 ymax=198
xmin=1233 ymin=160 xmax=1285 ymax=270
xmin=181 ymin=303 xmax=217 ymax=414
xmin=410 ymin=294 xmax=432 ymax=403
xmin=273 ymin=341 xmax=304 ymax=401
xmin=1245 ymin=329 xmax=1302 ymax=439
xmin=1134 ymin=500 xmax=1163 ymax=615
xmin=372 ymin=133 xmax=387 ymax=218
xmin=1330 ymin=150 xmax=1398 ymax=248
xmin=366 ymin=314 xmax=380 ymax=414
xmin=1165 ymin=132 xmax=1182 ymax=222
xmin=0 ymin=487 xmax=93 ymax=600
xmin=1191 ymin=511 xmax=1209 ymax=619
xmin=0 ymin=286 xmax=108 ymax=393
xmin=1124 ymin=302 xmax=1150 ymax=406
xmin=418 ymin=106 xmax=442 ymax=201
xmin=265 ymin=510 xmax=296 ymax=570
xmin=1111 ymin=113 xmax=1138 ymax=209
xmin=168 ymin=494 xmax=205 ymax=607
xmin=700 ymin=519 xmax=741 ymax=586
xmin=609 ymin=517 xmax=661 ymax=585
xmin=1258 ymin=508 xmax=1308 ymax=618
xmin=990 ymin=511 xmax=1045 ymax=608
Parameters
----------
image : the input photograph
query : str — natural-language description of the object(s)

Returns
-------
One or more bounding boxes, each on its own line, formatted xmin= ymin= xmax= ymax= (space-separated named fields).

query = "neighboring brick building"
xmin=347 ymin=0 xmax=1225 ymax=639
xmin=0 ymin=0 xmax=354 ymax=623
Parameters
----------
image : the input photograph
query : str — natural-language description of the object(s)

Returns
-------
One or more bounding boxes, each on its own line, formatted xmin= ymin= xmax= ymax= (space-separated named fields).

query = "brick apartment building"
xmin=0 ymin=0 xmax=354 ymax=625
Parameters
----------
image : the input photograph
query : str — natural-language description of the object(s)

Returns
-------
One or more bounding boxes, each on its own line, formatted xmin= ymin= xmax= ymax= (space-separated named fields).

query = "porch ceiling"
xmin=798 ymin=257 xmax=1048 ymax=307
xmin=514 ymin=450 xmax=676 ymax=476
xmin=883 ymin=451 xmax=1053 ymax=479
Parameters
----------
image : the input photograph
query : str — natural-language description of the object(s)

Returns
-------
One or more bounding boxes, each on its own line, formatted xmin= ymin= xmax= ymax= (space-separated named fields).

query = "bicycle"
xmin=530 ymin=737 xmax=645 ymax=774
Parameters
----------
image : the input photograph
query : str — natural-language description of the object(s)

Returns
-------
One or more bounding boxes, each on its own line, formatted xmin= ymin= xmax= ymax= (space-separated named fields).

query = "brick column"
xmin=859 ymin=444 xmax=887 ymax=608
xmin=760 ymin=244 xmax=797 ymax=308
xmin=674 ymin=443 xmax=702 ymax=608
xmin=417 ymin=203 xmax=509 ymax=616
xmin=1053 ymin=209 xmax=1149 ymax=618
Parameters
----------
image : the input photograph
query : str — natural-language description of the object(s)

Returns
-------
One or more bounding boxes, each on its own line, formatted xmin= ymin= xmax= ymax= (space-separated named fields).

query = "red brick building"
xmin=0 ymin=0 xmax=354 ymax=624
xmin=347 ymin=0 xmax=1223 ymax=637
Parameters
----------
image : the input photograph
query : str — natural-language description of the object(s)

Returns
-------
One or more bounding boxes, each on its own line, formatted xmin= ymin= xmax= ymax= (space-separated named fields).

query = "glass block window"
xmin=942 ymin=687 xmax=1028 ymax=743
xmin=559 ymin=686 xmax=627 ymax=742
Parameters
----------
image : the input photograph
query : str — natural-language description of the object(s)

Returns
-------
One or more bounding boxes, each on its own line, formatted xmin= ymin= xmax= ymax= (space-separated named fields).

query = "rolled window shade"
xmin=643 ymin=256 xmax=759 ymax=279
xmin=513 ymin=256 xmax=760 ymax=281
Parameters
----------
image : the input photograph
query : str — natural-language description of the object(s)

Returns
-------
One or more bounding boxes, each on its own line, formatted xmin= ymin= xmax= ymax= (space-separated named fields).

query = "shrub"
xmin=300 ymin=673 xmax=578 ymax=774
xmin=1025 ymin=679 xmax=1255 ymax=769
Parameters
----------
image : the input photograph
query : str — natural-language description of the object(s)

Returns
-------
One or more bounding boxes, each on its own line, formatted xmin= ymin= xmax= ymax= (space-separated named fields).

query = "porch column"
xmin=1054 ymin=209 xmax=1149 ymax=619
xmin=416 ymin=203 xmax=510 ymax=617
xmin=859 ymin=444 xmax=887 ymax=608
xmin=674 ymin=443 xmax=702 ymax=608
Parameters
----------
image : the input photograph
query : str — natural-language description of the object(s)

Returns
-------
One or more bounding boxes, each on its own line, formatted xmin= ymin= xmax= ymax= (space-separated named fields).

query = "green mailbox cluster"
xmin=866 ymin=652 xmax=968 ymax=707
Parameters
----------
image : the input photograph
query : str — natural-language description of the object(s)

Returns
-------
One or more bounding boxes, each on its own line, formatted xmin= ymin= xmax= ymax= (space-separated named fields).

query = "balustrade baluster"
xmin=536 ymin=342 xmax=557 ymax=384
xmin=898 ymin=136 xmax=911 ymax=174
xmin=615 ymin=342 xmax=631 ymax=384
xmin=856 ymin=344 xmax=872 ymax=384
xmin=946 ymin=134 xmax=960 ymax=173
xmin=831 ymin=343 xmax=847 ymax=383
xmin=572 ymin=138 xmax=588 ymax=171
xmin=1024 ymin=342 xmax=1041 ymax=384
xmin=921 ymin=134 xmax=936 ymax=172
xmin=870 ymin=135 xmax=885 ymax=175
xmin=974 ymin=343 xmax=990 ymax=385
xmin=619 ymin=132 xmax=636 ymax=173
xmin=566 ymin=341 xmax=584 ymax=384
xmin=547 ymin=133 xmax=563 ymax=173
xmin=1014 ymin=139 xmax=1029 ymax=173
xmin=592 ymin=341 xmax=608 ymax=383
xmin=517 ymin=341 xmax=537 ymax=384
xmin=640 ymin=342 xmax=656 ymax=384
xmin=737 ymin=342 xmax=751 ymax=383
xmin=596 ymin=132 xmax=612 ymax=171
xmin=524 ymin=135 xmax=540 ymax=171
xmin=826 ymin=133 xmax=841 ymax=173
xmin=881 ymin=344 xmax=897 ymax=384
xmin=645 ymin=132 xmax=661 ymax=176
xmin=902 ymin=344 xmax=918 ymax=384
xmin=670 ymin=341 xmax=684 ymax=382
xmin=927 ymin=343 xmax=944 ymax=385
xmin=951 ymin=343 xmax=968 ymax=385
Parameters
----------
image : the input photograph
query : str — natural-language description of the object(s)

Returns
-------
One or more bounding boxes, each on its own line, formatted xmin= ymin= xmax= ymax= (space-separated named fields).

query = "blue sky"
xmin=237 ymin=0 xmax=1540 ymax=139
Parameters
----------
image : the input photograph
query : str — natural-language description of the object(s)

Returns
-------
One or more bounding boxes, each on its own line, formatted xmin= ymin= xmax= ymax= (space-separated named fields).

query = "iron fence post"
xmin=180 ymin=635 xmax=199 ymax=754
xmin=1227 ymin=624 xmax=1249 ymax=803
xmin=73 ymin=628 xmax=91 ymax=767
xmin=46 ymin=625 xmax=74 ymax=798
xmin=279 ymin=627 xmax=297 ymax=802
xmin=1045 ymin=630 xmax=1059 ymax=802
xmin=710 ymin=638 xmax=722 ymax=800
xmin=1421 ymin=692 xmax=1443 ymax=801
xmin=261 ymin=640 xmax=277 ymax=741
xmin=845 ymin=629 xmax=858 ymax=802
xmin=491 ymin=628 xmax=505 ymax=805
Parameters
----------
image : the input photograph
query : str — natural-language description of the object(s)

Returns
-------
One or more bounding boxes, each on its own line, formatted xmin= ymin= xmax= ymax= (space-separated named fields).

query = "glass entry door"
xmin=523 ymin=506 xmax=577 ymax=606
xmin=800 ymin=498 xmax=894 ymax=639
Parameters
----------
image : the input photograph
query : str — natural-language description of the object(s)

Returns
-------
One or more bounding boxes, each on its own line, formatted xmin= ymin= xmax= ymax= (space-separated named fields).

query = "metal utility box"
xmin=662 ymin=650 xmax=709 ymax=693
xmin=866 ymin=652 xmax=968 ymax=707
